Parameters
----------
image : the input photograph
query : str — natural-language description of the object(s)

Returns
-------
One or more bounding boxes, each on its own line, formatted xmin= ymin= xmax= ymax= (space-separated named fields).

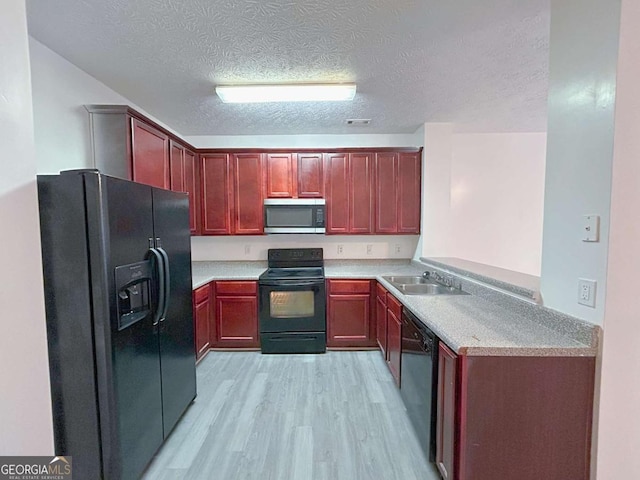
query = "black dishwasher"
xmin=400 ymin=308 xmax=439 ymax=462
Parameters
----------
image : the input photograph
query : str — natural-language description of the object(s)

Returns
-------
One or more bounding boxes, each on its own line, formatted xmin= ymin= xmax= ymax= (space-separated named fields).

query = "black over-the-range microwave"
xmin=263 ymin=199 xmax=326 ymax=234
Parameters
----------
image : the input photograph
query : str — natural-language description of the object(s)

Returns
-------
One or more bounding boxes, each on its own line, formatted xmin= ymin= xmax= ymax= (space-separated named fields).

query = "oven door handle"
xmin=259 ymin=280 xmax=324 ymax=287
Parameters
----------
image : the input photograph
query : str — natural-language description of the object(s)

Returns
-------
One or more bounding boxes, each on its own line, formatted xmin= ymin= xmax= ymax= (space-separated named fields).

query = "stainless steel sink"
xmin=383 ymin=276 xmax=430 ymax=285
xmin=397 ymin=284 xmax=469 ymax=296
xmin=382 ymin=275 xmax=469 ymax=296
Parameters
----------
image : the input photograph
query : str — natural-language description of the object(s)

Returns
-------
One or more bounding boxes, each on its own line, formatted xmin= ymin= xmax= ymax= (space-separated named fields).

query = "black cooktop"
xmin=259 ymin=267 xmax=324 ymax=281
xmin=259 ymin=248 xmax=325 ymax=281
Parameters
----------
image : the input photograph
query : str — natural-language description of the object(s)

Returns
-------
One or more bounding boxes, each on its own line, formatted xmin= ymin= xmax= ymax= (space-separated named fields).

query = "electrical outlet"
xmin=337 ymin=244 xmax=344 ymax=255
xmin=244 ymin=245 xmax=251 ymax=256
xmin=394 ymin=244 xmax=401 ymax=254
xmin=366 ymin=244 xmax=373 ymax=255
xmin=578 ymin=279 xmax=597 ymax=307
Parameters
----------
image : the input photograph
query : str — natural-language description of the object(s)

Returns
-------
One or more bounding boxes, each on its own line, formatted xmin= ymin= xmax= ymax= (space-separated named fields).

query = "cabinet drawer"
xmin=194 ymin=284 xmax=211 ymax=304
xmin=215 ymin=281 xmax=257 ymax=295
xmin=387 ymin=293 xmax=402 ymax=318
xmin=328 ymin=279 xmax=372 ymax=294
xmin=376 ymin=283 xmax=388 ymax=303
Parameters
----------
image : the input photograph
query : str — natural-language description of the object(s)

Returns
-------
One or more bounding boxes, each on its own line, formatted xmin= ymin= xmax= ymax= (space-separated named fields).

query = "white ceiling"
xmin=26 ymin=0 xmax=550 ymax=136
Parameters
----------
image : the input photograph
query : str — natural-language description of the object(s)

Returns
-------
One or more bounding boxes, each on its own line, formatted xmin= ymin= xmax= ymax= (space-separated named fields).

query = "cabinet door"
xmin=349 ymin=152 xmax=374 ymax=233
xmin=325 ymin=153 xmax=349 ymax=234
xmin=297 ymin=153 xmax=324 ymax=198
xmin=386 ymin=305 xmax=402 ymax=386
xmin=214 ymin=295 xmax=259 ymax=348
xmin=183 ymin=149 xmax=199 ymax=235
xmin=201 ymin=154 xmax=232 ymax=235
xmin=376 ymin=294 xmax=388 ymax=358
xmin=194 ymin=288 xmax=211 ymax=361
xmin=131 ymin=118 xmax=169 ymax=189
xmin=436 ymin=342 xmax=458 ymax=480
xmin=169 ymin=140 xmax=185 ymax=191
xmin=375 ymin=152 xmax=398 ymax=233
xmin=232 ymin=153 xmax=264 ymax=234
xmin=170 ymin=141 xmax=199 ymax=235
xmin=265 ymin=153 xmax=295 ymax=198
xmin=326 ymin=280 xmax=374 ymax=348
xmin=398 ymin=152 xmax=421 ymax=233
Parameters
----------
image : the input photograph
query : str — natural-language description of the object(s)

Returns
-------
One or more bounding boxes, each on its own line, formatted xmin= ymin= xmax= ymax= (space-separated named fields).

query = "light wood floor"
xmin=142 ymin=351 xmax=441 ymax=480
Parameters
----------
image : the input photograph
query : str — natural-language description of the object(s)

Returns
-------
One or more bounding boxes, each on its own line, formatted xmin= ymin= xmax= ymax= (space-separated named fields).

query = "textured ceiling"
xmin=26 ymin=0 xmax=550 ymax=135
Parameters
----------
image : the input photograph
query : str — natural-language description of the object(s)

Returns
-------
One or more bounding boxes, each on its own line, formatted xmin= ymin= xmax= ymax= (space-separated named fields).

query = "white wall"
xmin=449 ymin=133 xmax=546 ymax=275
xmin=596 ymin=0 xmax=640 ymax=476
xmin=29 ymin=38 xmax=179 ymax=174
xmin=539 ymin=0 xmax=621 ymax=325
xmin=0 ymin=0 xmax=54 ymax=455
xmin=420 ymin=125 xmax=546 ymax=276
xmin=192 ymin=235 xmax=418 ymax=261
xmin=184 ymin=132 xmax=423 ymax=150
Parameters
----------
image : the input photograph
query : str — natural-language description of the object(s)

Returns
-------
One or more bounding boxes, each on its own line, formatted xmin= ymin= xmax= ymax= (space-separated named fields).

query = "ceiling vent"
xmin=345 ymin=119 xmax=371 ymax=126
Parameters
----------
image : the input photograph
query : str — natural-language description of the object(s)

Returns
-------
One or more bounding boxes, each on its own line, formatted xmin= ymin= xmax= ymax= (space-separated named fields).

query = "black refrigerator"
xmin=37 ymin=170 xmax=197 ymax=480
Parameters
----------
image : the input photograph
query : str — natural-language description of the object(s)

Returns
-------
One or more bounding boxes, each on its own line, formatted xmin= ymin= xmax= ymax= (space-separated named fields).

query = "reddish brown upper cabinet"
xmin=375 ymin=152 xmax=399 ymax=233
xmin=200 ymin=153 xmax=232 ymax=235
xmin=325 ymin=152 xmax=373 ymax=234
xmin=374 ymin=151 xmax=421 ymax=234
xmin=397 ymin=152 xmax=421 ymax=233
xmin=130 ymin=118 xmax=170 ymax=189
xmin=436 ymin=342 xmax=458 ymax=480
xmin=376 ymin=283 xmax=388 ymax=358
xmin=200 ymin=153 xmax=263 ymax=235
xmin=169 ymin=140 xmax=199 ymax=234
xmin=386 ymin=293 xmax=402 ymax=386
xmin=232 ymin=153 xmax=264 ymax=234
xmin=326 ymin=279 xmax=376 ymax=348
xmin=193 ymin=283 xmax=212 ymax=362
xmin=265 ymin=153 xmax=295 ymax=198
xmin=297 ymin=153 xmax=324 ymax=198
xmin=212 ymin=281 xmax=259 ymax=348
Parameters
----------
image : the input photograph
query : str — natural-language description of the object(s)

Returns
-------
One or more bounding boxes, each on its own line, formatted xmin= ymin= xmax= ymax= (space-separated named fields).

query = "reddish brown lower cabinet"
xmin=376 ymin=283 xmax=388 ymax=357
xmin=193 ymin=284 xmax=212 ymax=361
xmin=436 ymin=342 xmax=596 ymax=480
xmin=436 ymin=342 xmax=458 ymax=480
xmin=386 ymin=293 xmax=402 ymax=386
xmin=212 ymin=281 xmax=259 ymax=348
xmin=326 ymin=279 xmax=376 ymax=348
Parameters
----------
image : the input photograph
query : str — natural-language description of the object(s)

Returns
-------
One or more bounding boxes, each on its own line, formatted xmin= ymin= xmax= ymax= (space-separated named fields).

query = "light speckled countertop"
xmin=192 ymin=259 xmax=597 ymax=357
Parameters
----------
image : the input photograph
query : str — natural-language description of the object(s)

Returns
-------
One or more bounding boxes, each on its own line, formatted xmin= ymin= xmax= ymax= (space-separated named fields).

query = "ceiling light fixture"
xmin=215 ymin=83 xmax=357 ymax=103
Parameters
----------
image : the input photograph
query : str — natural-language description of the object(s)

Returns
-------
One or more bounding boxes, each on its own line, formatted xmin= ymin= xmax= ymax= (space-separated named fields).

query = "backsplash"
xmin=191 ymin=234 xmax=419 ymax=261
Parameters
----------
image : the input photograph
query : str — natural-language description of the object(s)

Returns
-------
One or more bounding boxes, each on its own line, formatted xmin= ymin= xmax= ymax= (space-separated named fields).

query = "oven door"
xmin=259 ymin=279 xmax=326 ymax=333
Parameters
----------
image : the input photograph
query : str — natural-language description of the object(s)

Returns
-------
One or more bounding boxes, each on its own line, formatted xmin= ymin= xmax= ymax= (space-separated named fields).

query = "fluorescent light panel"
xmin=216 ymin=83 xmax=356 ymax=103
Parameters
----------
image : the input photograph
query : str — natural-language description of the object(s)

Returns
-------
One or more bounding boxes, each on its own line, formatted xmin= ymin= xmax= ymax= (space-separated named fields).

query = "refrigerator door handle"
xmin=157 ymin=246 xmax=171 ymax=322
xmin=146 ymin=247 xmax=165 ymax=326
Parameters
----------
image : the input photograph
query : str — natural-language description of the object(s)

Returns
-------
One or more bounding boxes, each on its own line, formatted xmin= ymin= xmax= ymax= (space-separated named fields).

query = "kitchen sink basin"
xmin=382 ymin=276 xmax=430 ymax=284
xmin=397 ymin=284 xmax=469 ymax=296
xmin=382 ymin=275 xmax=469 ymax=296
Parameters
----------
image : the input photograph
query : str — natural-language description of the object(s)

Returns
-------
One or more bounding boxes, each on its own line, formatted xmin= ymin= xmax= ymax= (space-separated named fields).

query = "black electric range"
xmin=258 ymin=248 xmax=326 ymax=354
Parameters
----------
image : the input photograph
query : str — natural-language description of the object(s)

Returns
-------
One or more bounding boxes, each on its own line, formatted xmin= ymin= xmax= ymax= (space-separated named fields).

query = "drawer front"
xmin=387 ymin=293 xmax=402 ymax=318
xmin=376 ymin=282 xmax=388 ymax=303
xmin=215 ymin=280 xmax=257 ymax=295
xmin=328 ymin=279 xmax=372 ymax=295
xmin=194 ymin=284 xmax=211 ymax=304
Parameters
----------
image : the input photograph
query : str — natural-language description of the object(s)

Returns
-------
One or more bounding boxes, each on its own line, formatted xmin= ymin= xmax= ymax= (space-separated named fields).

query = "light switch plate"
xmin=582 ymin=215 xmax=600 ymax=242
xmin=578 ymin=278 xmax=597 ymax=307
